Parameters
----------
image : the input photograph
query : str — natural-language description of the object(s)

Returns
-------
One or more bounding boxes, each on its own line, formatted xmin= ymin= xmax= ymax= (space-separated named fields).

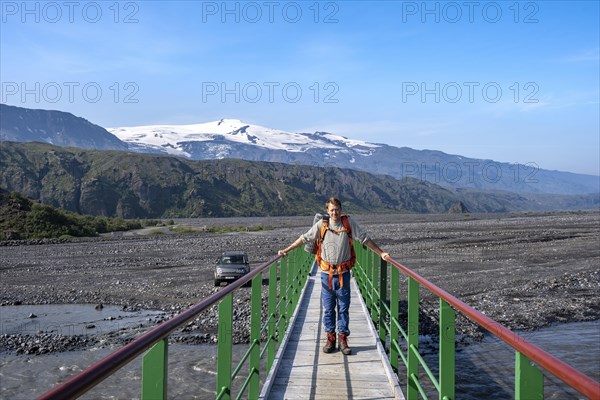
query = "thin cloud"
xmin=560 ymin=48 xmax=600 ymax=63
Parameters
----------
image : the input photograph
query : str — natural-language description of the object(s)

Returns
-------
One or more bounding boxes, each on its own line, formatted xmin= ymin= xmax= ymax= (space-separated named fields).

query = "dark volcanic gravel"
xmin=1 ymin=212 xmax=599 ymax=355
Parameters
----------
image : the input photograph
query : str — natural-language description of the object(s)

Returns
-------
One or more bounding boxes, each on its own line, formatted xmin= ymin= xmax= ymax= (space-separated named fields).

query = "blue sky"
xmin=1 ymin=1 xmax=599 ymax=175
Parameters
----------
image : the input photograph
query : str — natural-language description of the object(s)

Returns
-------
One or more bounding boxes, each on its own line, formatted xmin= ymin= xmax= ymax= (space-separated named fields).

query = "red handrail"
xmin=38 ymin=255 xmax=283 ymax=400
xmin=386 ymin=256 xmax=600 ymax=400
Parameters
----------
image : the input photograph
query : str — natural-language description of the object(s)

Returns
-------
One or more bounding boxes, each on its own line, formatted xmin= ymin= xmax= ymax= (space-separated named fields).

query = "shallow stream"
xmin=0 ymin=304 xmax=166 ymax=337
xmin=0 ymin=310 xmax=598 ymax=399
xmin=420 ymin=320 xmax=600 ymax=399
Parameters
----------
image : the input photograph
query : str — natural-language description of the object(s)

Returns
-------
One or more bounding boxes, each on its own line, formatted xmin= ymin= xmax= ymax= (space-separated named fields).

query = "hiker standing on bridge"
xmin=278 ymin=197 xmax=390 ymax=355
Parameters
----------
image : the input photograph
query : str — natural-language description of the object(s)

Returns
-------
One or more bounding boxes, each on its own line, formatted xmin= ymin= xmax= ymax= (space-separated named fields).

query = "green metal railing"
xmin=36 ymin=240 xmax=600 ymax=400
xmin=39 ymin=248 xmax=313 ymax=400
xmin=353 ymin=242 xmax=600 ymax=400
xmin=213 ymin=249 xmax=312 ymax=400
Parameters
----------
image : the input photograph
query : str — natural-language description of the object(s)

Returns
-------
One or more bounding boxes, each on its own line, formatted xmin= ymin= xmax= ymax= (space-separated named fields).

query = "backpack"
xmin=306 ymin=213 xmax=356 ymax=289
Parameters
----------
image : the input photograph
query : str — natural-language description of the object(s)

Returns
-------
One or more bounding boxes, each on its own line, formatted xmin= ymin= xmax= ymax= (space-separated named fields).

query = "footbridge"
xmin=39 ymin=244 xmax=600 ymax=399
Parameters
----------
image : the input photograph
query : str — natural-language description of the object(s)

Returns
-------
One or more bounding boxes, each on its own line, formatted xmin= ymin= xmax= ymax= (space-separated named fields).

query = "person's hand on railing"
xmin=278 ymin=238 xmax=303 ymax=257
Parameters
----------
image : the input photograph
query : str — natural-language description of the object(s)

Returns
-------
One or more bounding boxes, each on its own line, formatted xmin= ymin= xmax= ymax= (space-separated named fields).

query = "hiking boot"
xmin=339 ymin=333 xmax=352 ymax=355
xmin=323 ymin=331 xmax=336 ymax=353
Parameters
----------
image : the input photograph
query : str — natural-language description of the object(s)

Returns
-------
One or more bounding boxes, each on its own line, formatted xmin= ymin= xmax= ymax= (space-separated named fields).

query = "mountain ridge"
xmin=1 ymin=104 xmax=598 ymax=196
xmin=109 ymin=118 xmax=599 ymax=196
xmin=1 ymin=141 xmax=597 ymax=219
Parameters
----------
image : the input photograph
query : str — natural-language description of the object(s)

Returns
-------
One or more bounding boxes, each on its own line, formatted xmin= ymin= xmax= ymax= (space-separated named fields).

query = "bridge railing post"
xmin=288 ymin=251 xmax=298 ymax=319
xmin=390 ymin=263 xmax=400 ymax=373
xmin=141 ymin=338 xmax=168 ymax=400
xmin=359 ymin=244 xmax=371 ymax=310
xmin=248 ymin=273 xmax=262 ymax=399
xmin=279 ymin=255 xmax=289 ymax=342
xmin=378 ymin=257 xmax=388 ymax=343
xmin=216 ymin=293 xmax=233 ymax=400
xmin=371 ymin=249 xmax=380 ymax=328
xmin=439 ymin=299 xmax=455 ymax=400
xmin=515 ymin=351 xmax=544 ymax=399
xmin=407 ymin=277 xmax=420 ymax=400
xmin=267 ymin=261 xmax=278 ymax=372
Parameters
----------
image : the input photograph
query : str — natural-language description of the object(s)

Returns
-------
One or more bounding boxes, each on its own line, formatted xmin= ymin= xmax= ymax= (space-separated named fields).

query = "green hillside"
xmin=0 ymin=142 xmax=462 ymax=218
xmin=0 ymin=141 xmax=597 ymax=219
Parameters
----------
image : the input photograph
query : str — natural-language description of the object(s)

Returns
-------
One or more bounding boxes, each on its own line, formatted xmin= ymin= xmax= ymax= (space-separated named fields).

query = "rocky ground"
xmin=0 ymin=211 xmax=598 ymax=355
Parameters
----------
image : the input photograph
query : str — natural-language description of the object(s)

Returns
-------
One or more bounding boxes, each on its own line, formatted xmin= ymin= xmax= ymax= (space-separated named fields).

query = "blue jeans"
xmin=321 ymin=271 xmax=351 ymax=335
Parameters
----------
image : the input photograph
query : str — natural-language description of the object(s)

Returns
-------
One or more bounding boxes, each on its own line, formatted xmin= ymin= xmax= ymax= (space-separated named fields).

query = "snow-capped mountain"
xmin=106 ymin=118 xmax=599 ymax=196
xmin=2 ymin=104 xmax=598 ymax=196
xmin=108 ymin=118 xmax=380 ymax=159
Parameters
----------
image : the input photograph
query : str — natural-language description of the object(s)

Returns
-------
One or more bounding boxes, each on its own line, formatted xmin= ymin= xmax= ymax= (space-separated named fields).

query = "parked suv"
xmin=214 ymin=251 xmax=250 ymax=286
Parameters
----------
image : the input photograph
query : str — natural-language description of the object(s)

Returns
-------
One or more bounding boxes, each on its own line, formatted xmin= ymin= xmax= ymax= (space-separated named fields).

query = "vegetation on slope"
xmin=0 ymin=189 xmax=144 ymax=240
xmin=0 ymin=142 xmax=460 ymax=218
xmin=1 ymin=142 xmax=596 ymax=219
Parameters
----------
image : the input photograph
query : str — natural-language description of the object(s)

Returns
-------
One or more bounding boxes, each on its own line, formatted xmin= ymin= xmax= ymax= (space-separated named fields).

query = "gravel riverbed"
xmin=1 ymin=212 xmax=598 ymax=355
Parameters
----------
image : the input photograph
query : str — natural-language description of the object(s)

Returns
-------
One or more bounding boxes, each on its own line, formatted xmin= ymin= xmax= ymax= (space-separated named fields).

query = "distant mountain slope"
xmin=2 ymin=105 xmax=597 ymax=196
xmin=0 ymin=142 xmax=597 ymax=218
xmin=0 ymin=104 xmax=127 ymax=150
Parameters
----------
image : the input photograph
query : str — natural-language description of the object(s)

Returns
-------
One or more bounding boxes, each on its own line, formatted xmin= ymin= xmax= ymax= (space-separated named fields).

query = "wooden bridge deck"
xmin=260 ymin=264 xmax=404 ymax=399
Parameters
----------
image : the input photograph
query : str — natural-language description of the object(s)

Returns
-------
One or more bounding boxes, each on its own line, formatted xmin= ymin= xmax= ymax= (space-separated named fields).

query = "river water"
xmin=0 ymin=318 xmax=598 ymax=399
xmin=0 ymin=304 xmax=166 ymax=337
xmin=419 ymin=320 xmax=600 ymax=400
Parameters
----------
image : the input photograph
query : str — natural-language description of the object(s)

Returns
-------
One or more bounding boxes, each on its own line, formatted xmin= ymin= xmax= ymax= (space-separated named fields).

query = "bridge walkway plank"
xmin=262 ymin=265 xmax=404 ymax=400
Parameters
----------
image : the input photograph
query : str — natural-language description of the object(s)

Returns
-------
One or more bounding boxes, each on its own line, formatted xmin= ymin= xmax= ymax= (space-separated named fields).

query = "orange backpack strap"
xmin=321 ymin=216 xmax=330 ymax=239
xmin=316 ymin=215 xmax=356 ymax=289
xmin=341 ymin=215 xmax=352 ymax=239
xmin=314 ymin=217 xmax=329 ymax=268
